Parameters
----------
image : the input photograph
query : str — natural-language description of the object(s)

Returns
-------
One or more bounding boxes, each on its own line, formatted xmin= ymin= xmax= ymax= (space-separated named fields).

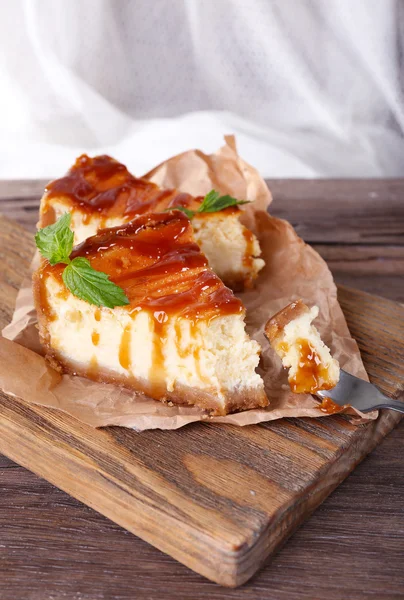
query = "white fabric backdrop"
xmin=0 ymin=0 xmax=403 ymax=179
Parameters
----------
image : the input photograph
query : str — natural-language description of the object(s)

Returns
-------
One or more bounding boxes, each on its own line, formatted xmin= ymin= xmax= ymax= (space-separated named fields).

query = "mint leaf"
xmin=62 ymin=257 xmax=130 ymax=308
xmin=35 ymin=213 xmax=74 ymax=265
xmin=35 ymin=214 xmax=129 ymax=308
xmin=165 ymin=190 xmax=250 ymax=219
xmin=198 ymin=190 xmax=250 ymax=213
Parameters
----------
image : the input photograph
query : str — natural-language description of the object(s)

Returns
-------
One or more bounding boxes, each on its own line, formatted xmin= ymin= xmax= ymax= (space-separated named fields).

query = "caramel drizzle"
xmin=68 ymin=212 xmax=243 ymax=320
xmin=290 ymin=338 xmax=334 ymax=394
xmin=149 ymin=313 xmax=168 ymax=397
xmin=44 ymin=154 xmax=202 ymax=219
xmin=119 ymin=325 xmax=132 ymax=370
xmin=174 ymin=320 xmax=210 ymax=386
xmin=317 ymin=396 xmax=347 ymax=414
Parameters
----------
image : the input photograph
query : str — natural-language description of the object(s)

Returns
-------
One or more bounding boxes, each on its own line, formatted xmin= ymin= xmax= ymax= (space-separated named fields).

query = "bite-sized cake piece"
xmin=265 ymin=300 xmax=340 ymax=394
xmin=39 ymin=154 xmax=264 ymax=289
xmin=33 ymin=211 xmax=268 ymax=415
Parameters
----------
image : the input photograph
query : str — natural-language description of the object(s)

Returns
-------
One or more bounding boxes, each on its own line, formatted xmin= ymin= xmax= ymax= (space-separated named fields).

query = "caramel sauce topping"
xmin=316 ymin=396 xmax=347 ymax=415
xmin=65 ymin=211 xmax=243 ymax=320
xmin=150 ymin=315 xmax=168 ymax=397
xmin=44 ymin=154 xmax=205 ymax=220
xmin=119 ymin=325 xmax=132 ymax=370
xmin=290 ymin=338 xmax=334 ymax=394
xmin=277 ymin=341 xmax=290 ymax=355
xmin=242 ymin=228 xmax=254 ymax=269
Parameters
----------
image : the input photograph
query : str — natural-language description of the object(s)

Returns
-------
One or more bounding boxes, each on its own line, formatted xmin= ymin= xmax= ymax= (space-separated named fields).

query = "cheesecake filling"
xmin=42 ymin=277 xmax=263 ymax=410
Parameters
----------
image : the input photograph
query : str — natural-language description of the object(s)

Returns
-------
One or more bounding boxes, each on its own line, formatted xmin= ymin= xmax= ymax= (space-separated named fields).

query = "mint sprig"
xmin=62 ymin=257 xmax=129 ymax=308
xmin=34 ymin=213 xmax=74 ymax=265
xmin=166 ymin=189 xmax=250 ymax=219
xmin=35 ymin=215 xmax=130 ymax=308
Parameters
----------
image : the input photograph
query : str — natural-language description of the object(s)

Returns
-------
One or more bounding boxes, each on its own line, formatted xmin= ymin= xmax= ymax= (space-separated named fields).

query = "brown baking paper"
xmin=1 ymin=136 xmax=375 ymax=430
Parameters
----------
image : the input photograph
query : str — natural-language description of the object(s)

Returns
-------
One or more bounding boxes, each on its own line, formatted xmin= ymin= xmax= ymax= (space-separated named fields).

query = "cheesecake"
xmin=265 ymin=300 xmax=340 ymax=394
xmin=39 ymin=154 xmax=264 ymax=290
xmin=33 ymin=211 xmax=268 ymax=415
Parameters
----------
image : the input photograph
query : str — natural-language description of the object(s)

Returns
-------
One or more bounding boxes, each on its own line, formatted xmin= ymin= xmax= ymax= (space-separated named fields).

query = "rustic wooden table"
xmin=0 ymin=179 xmax=403 ymax=600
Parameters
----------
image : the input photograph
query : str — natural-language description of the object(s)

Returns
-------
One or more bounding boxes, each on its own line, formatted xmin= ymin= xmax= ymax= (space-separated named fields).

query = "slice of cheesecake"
xmin=33 ymin=211 xmax=268 ymax=415
xmin=265 ymin=300 xmax=340 ymax=394
xmin=39 ymin=154 xmax=264 ymax=290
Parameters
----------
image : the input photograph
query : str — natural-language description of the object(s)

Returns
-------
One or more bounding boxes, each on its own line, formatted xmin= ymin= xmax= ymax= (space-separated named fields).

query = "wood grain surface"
xmin=0 ymin=180 xmax=403 ymax=599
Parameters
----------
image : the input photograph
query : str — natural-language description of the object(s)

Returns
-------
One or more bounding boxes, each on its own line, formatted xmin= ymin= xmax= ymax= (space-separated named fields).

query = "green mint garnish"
xmin=166 ymin=189 xmax=250 ymax=219
xmin=35 ymin=214 xmax=129 ymax=308
xmin=34 ymin=213 xmax=74 ymax=266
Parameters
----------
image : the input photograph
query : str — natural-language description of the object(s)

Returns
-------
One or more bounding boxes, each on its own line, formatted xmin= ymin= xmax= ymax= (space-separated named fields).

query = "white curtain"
xmin=0 ymin=0 xmax=403 ymax=178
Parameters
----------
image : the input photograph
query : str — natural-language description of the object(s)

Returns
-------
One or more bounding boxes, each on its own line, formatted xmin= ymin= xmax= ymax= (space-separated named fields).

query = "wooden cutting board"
xmin=0 ymin=214 xmax=403 ymax=587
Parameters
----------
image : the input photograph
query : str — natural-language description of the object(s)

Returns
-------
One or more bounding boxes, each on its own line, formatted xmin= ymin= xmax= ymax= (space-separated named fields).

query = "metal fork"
xmin=316 ymin=369 xmax=404 ymax=413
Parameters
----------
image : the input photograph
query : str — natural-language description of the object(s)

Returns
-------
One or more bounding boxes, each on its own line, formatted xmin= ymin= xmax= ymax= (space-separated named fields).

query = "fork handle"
xmin=369 ymin=399 xmax=404 ymax=414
